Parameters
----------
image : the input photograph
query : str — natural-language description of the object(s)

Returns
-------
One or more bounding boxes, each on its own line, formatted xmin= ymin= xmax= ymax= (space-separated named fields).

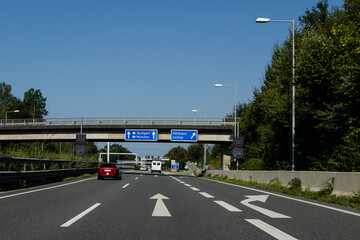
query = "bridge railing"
xmin=0 ymin=156 xmax=98 ymax=183
xmin=0 ymin=117 xmax=235 ymax=127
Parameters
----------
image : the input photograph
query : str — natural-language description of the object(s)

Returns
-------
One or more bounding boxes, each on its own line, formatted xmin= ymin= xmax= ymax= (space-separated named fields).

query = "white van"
xmin=151 ymin=161 xmax=162 ymax=174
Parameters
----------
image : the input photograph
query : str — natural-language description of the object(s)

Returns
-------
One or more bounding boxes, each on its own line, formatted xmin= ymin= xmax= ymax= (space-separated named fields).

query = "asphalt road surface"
xmin=1 ymin=170 xmax=359 ymax=240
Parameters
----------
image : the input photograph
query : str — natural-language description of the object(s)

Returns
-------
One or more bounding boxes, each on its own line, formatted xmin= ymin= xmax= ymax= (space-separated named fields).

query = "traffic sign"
xmin=233 ymin=137 xmax=244 ymax=148
xmin=171 ymin=163 xmax=179 ymax=170
xmin=232 ymin=147 xmax=244 ymax=159
xmin=171 ymin=130 xmax=198 ymax=142
xmin=125 ymin=129 xmax=158 ymax=141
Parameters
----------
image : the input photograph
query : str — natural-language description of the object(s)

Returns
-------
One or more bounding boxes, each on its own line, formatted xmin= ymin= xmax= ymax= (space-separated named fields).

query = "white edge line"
xmin=0 ymin=177 xmax=96 ymax=200
xmin=61 ymin=203 xmax=101 ymax=227
xmin=246 ymin=219 xmax=297 ymax=240
xmin=201 ymin=177 xmax=360 ymax=217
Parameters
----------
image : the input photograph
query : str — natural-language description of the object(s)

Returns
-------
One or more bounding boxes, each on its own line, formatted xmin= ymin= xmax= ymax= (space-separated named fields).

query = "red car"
xmin=98 ymin=163 xmax=122 ymax=180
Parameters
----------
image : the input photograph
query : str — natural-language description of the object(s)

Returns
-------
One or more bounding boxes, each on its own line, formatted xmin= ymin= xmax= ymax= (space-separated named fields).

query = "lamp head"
xmin=256 ymin=18 xmax=270 ymax=23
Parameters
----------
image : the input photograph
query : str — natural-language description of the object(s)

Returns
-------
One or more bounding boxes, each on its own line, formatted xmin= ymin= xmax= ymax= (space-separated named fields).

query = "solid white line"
xmin=246 ymin=219 xmax=297 ymax=240
xmin=122 ymin=183 xmax=130 ymax=189
xmin=214 ymin=200 xmax=242 ymax=212
xmin=190 ymin=187 xmax=200 ymax=191
xmin=199 ymin=192 xmax=215 ymax=198
xmin=201 ymin=177 xmax=360 ymax=217
xmin=61 ymin=203 xmax=101 ymax=227
xmin=0 ymin=177 xmax=96 ymax=200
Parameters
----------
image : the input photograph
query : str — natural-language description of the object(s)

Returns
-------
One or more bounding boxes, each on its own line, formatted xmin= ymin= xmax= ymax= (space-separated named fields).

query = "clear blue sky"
xmin=0 ymin=0 xmax=343 ymax=157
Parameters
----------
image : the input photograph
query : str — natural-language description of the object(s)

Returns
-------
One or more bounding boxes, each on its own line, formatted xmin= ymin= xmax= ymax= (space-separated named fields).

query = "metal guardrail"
xmin=0 ymin=156 xmax=98 ymax=183
xmin=0 ymin=117 xmax=235 ymax=127
xmin=0 ymin=169 xmax=98 ymax=183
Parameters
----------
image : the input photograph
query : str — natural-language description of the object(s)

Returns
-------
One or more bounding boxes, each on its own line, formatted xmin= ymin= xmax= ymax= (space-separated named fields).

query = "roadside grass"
xmin=203 ymin=174 xmax=360 ymax=210
xmin=63 ymin=173 xmax=95 ymax=181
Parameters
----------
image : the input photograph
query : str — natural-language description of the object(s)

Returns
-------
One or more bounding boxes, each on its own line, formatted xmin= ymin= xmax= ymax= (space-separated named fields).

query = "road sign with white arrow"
xmin=241 ymin=195 xmax=291 ymax=218
xmin=125 ymin=129 xmax=158 ymax=141
xmin=150 ymin=193 xmax=171 ymax=217
xmin=171 ymin=130 xmax=198 ymax=142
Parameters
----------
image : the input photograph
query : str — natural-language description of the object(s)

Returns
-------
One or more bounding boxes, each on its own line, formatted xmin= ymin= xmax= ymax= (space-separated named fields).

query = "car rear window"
xmin=100 ymin=164 xmax=116 ymax=168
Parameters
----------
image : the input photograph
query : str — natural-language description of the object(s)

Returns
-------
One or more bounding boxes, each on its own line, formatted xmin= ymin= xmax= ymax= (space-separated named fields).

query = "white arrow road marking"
xmin=199 ymin=192 xmax=215 ymax=198
xmin=150 ymin=194 xmax=171 ymax=217
xmin=61 ymin=203 xmax=101 ymax=227
xmin=241 ymin=195 xmax=290 ymax=218
xmin=246 ymin=219 xmax=298 ymax=240
xmin=214 ymin=201 xmax=242 ymax=212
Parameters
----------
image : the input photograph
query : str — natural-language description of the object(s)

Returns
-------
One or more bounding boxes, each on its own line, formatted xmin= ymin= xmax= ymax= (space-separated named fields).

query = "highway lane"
xmin=0 ymin=170 xmax=359 ymax=240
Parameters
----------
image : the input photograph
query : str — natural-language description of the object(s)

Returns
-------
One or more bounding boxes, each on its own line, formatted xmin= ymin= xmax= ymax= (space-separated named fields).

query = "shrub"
xmin=318 ymin=177 xmax=335 ymax=196
xmin=288 ymin=178 xmax=302 ymax=190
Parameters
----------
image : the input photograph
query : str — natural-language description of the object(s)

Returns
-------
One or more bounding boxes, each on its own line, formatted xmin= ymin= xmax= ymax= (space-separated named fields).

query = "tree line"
xmin=236 ymin=0 xmax=359 ymax=171
xmin=164 ymin=0 xmax=359 ymax=172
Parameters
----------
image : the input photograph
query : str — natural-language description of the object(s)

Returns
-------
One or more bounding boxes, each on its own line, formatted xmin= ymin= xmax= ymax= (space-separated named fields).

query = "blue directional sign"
xmin=171 ymin=129 xmax=198 ymax=142
xmin=125 ymin=129 xmax=158 ymax=141
xmin=171 ymin=163 xmax=179 ymax=170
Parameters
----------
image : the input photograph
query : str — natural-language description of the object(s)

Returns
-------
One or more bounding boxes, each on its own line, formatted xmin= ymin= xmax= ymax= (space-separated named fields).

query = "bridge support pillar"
xmin=221 ymin=143 xmax=231 ymax=171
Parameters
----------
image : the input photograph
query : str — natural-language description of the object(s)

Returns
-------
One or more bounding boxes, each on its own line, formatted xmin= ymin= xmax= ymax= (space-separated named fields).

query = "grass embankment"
xmin=203 ymin=174 xmax=360 ymax=210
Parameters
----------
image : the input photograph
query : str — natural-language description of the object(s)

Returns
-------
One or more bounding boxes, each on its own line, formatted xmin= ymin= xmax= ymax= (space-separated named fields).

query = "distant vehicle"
xmin=151 ymin=160 xmax=162 ymax=174
xmin=140 ymin=165 xmax=147 ymax=171
xmin=98 ymin=163 xmax=122 ymax=180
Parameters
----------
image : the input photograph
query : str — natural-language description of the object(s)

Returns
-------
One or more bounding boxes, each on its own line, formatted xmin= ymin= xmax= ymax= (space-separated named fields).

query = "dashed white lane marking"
xmin=190 ymin=187 xmax=200 ymax=191
xmin=135 ymin=177 xmax=139 ymax=180
xmin=201 ymin=177 xmax=360 ymax=217
xmin=122 ymin=183 xmax=130 ymax=188
xmin=61 ymin=203 xmax=101 ymax=227
xmin=214 ymin=201 xmax=242 ymax=212
xmin=184 ymin=184 xmax=191 ymax=187
xmin=155 ymin=175 xmax=158 ymax=178
xmin=246 ymin=219 xmax=297 ymax=240
xmin=199 ymin=192 xmax=215 ymax=198
xmin=179 ymin=181 xmax=185 ymax=184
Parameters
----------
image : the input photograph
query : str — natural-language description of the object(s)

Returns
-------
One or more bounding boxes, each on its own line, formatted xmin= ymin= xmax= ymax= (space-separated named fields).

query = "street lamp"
xmin=256 ymin=17 xmax=296 ymax=171
xmin=192 ymin=109 xmax=208 ymax=171
xmin=5 ymin=110 xmax=20 ymax=123
xmin=214 ymin=84 xmax=237 ymax=136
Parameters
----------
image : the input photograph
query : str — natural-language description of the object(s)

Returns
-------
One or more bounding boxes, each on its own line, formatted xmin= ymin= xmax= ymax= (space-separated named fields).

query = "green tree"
xmin=23 ymin=88 xmax=48 ymax=119
xmin=164 ymin=146 xmax=188 ymax=169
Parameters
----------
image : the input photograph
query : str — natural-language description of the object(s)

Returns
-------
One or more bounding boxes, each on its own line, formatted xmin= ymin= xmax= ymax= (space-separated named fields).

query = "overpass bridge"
xmin=0 ymin=117 xmax=234 ymax=143
xmin=0 ymin=117 xmax=235 ymax=169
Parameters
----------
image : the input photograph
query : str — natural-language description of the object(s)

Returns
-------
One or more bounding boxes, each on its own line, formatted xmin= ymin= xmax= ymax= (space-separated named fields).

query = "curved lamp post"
xmin=256 ymin=17 xmax=296 ymax=171
xmin=5 ymin=110 xmax=20 ymax=123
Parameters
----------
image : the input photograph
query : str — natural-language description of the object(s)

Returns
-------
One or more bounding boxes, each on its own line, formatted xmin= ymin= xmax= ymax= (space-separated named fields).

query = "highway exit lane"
xmin=0 ymin=171 xmax=359 ymax=240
